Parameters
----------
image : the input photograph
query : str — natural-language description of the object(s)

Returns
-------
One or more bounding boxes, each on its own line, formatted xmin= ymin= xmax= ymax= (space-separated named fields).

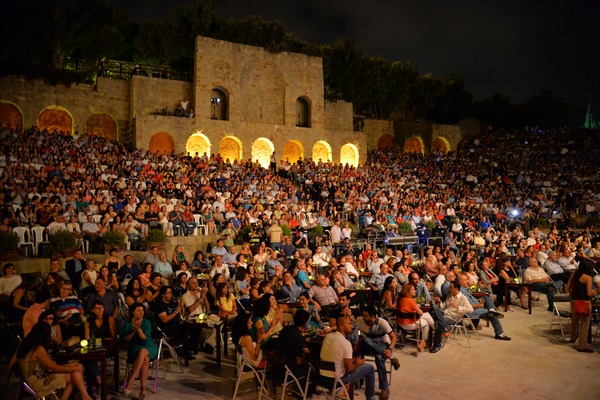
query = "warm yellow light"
xmin=80 ymin=339 xmax=89 ymax=348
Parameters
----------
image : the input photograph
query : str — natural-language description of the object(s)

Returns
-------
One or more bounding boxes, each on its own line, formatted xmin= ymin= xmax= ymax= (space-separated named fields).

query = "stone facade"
xmin=134 ymin=36 xmax=366 ymax=166
xmin=0 ymin=76 xmax=130 ymax=140
xmin=0 ymin=35 xmax=466 ymax=160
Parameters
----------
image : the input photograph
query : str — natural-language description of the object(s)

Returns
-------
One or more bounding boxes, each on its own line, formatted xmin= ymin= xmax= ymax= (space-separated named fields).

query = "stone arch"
xmin=296 ymin=96 xmax=311 ymax=127
xmin=283 ymin=140 xmax=304 ymax=164
xmin=240 ymin=60 xmax=285 ymax=125
xmin=312 ymin=140 xmax=332 ymax=163
xmin=252 ymin=137 xmax=275 ymax=169
xmin=186 ymin=132 xmax=212 ymax=158
xmin=86 ymin=113 xmax=117 ymax=140
xmin=340 ymin=143 xmax=359 ymax=167
xmin=38 ymin=106 xmax=73 ymax=134
xmin=210 ymin=87 xmax=228 ymax=120
xmin=377 ymin=134 xmax=395 ymax=150
xmin=149 ymin=132 xmax=174 ymax=155
xmin=432 ymin=137 xmax=450 ymax=153
xmin=404 ymin=136 xmax=424 ymax=154
xmin=0 ymin=101 xmax=24 ymax=130
xmin=220 ymin=135 xmax=242 ymax=162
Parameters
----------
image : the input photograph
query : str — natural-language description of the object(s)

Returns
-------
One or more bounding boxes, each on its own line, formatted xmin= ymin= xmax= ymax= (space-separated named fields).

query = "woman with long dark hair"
xmin=13 ymin=322 xmax=92 ymax=400
xmin=566 ymin=259 xmax=598 ymax=353
xmin=232 ymin=312 xmax=264 ymax=367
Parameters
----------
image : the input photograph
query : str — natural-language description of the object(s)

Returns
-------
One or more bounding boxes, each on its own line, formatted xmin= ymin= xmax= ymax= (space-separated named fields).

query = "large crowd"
xmin=1 ymin=123 xmax=599 ymax=400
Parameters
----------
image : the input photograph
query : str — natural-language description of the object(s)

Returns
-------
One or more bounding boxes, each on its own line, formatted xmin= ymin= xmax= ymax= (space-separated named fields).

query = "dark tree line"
xmin=1 ymin=0 xmax=582 ymax=129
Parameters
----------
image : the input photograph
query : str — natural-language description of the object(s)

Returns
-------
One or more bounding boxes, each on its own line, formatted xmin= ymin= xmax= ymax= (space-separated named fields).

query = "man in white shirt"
xmin=430 ymin=281 xmax=474 ymax=353
xmin=320 ymin=316 xmax=377 ymax=400
xmin=524 ymin=257 xmax=560 ymax=312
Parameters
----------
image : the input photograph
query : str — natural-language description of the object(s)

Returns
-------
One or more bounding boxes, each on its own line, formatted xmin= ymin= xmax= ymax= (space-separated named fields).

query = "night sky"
xmin=108 ymin=0 xmax=600 ymax=114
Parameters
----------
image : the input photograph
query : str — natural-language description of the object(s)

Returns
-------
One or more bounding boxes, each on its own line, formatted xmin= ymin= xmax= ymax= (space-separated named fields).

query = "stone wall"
xmin=135 ymin=36 xmax=367 ymax=165
xmin=0 ymin=76 xmax=130 ymax=138
xmin=363 ymin=119 xmax=395 ymax=150
xmin=130 ymin=75 xmax=193 ymax=117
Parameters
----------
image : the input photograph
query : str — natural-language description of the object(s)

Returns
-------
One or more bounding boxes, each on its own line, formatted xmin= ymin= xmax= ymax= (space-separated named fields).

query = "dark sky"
xmin=109 ymin=0 xmax=600 ymax=114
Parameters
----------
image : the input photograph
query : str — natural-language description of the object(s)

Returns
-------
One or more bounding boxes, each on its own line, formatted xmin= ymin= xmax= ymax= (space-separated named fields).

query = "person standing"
xmin=566 ymin=259 xmax=597 ymax=353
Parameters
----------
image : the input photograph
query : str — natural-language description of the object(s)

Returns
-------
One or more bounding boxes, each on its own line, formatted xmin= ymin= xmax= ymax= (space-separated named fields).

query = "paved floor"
xmin=3 ymin=301 xmax=600 ymax=400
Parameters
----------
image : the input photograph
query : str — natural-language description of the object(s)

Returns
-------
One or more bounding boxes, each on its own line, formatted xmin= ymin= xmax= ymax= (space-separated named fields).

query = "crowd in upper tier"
xmin=0 ymin=125 xmax=598 ymax=246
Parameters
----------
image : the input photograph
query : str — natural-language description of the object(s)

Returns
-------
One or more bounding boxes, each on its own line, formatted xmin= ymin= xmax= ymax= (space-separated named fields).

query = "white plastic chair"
xmin=31 ymin=226 xmax=49 ymax=256
xmin=193 ymin=214 xmax=207 ymax=235
xmin=13 ymin=226 xmax=35 ymax=257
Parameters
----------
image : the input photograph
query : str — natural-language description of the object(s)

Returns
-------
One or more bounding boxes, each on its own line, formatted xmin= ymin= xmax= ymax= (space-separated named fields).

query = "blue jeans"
xmin=468 ymin=308 xmax=503 ymax=335
xmin=342 ymin=363 xmax=376 ymax=400
xmin=362 ymin=337 xmax=389 ymax=390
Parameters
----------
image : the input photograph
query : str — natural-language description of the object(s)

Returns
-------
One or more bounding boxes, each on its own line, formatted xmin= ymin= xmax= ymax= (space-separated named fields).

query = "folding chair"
xmin=122 ymin=354 xmax=160 ymax=393
xmin=396 ymin=311 xmax=423 ymax=357
xmin=442 ymin=313 xmax=471 ymax=348
xmin=155 ymin=326 xmax=184 ymax=375
xmin=13 ymin=362 xmax=60 ymax=400
xmin=262 ymin=352 xmax=312 ymax=400
xmin=549 ymin=302 xmax=571 ymax=340
xmin=305 ymin=354 xmax=351 ymax=400
xmin=232 ymin=344 xmax=270 ymax=400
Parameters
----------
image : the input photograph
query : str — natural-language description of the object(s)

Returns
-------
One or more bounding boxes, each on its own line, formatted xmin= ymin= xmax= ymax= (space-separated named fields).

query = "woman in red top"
xmin=396 ymin=282 xmax=435 ymax=352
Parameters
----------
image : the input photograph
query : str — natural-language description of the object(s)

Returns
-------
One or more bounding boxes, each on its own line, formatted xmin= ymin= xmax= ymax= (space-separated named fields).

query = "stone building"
xmin=0 ymin=36 xmax=470 ymax=160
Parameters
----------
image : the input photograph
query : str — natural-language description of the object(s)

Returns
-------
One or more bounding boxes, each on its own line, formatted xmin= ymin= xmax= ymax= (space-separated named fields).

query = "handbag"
xmin=574 ymin=300 xmax=590 ymax=316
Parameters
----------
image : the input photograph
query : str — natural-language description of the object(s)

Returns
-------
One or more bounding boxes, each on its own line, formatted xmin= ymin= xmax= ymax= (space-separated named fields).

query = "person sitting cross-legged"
xmin=457 ymin=274 xmax=511 ymax=340
xmin=355 ymin=305 xmax=400 ymax=400
xmin=429 ymin=281 xmax=474 ymax=354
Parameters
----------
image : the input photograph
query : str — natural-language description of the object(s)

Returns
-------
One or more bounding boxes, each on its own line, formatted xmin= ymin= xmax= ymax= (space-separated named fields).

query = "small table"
xmin=54 ymin=339 xmax=119 ymax=400
xmin=505 ymin=282 xmax=533 ymax=314
xmin=183 ymin=319 xmax=223 ymax=367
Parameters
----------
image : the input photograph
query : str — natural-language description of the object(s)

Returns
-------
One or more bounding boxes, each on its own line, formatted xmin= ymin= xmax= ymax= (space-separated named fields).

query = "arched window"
xmin=38 ymin=106 xmax=73 ymax=134
xmin=404 ymin=137 xmax=424 ymax=154
xmin=296 ymin=97 xmax=310 ymax=128
xmin=251 ymin=138 xmax=274 ymax=169
xmin=149 ymin=132 xmax=174 ymax=155
xmin=0 ymin=102 xmax=23 ymax=130
xmin=210 ymin=87 xmax=228 ymax=120
xmin=284 ymin=140 xmax=304 ymax=164
xmin=432 ymin=137 xmax=450 ymax=153
xmin=312 ymin=141 xmax=332 ymax=163
xmin=86 ymin=113 xmax=117 ymax=140
xmin=340 ymin=143 xmax=359 ymax=167
xmin=220 ymin=136 xmax=243 ymax=162
xmin=186 ymin=132 xmax=212 ymax=158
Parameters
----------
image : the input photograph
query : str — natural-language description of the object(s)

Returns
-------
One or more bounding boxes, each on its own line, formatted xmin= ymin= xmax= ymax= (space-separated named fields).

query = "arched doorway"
xmin=312 ymin=141 xmax=332 ymax=163
xmin=149 ymin=132 xmax=174 ymax=155
xmin=210 ymin=87 xmax=228 ymax=120
xmin=0 ymin=101 xmax=23 ymax=130
xmin=377 ymin=134 xmax=395 ymax=150
xmin=38 ymin=106 xmax=73 ymax=134
xmin=283 ymin=140 xmax=304 ymax=164
xmin=432 ymin=137 xmax=450 ymax=153
xmin=296 ymin=97 xmax=310 ymax=127
xmin=220 ymin=136 xmax=242 ymax=163
xmin=340 ymin=143 xmax=359 ymax=167
xmin=404 ymin=137 xmax=424 ymax=154
xmin=86 ymin=113 xmax=117 ymax=140
xmin=251 ymin=137 xmax=274 ymax=169
xmin=186 ymin=132 xmax=212 ymax=158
